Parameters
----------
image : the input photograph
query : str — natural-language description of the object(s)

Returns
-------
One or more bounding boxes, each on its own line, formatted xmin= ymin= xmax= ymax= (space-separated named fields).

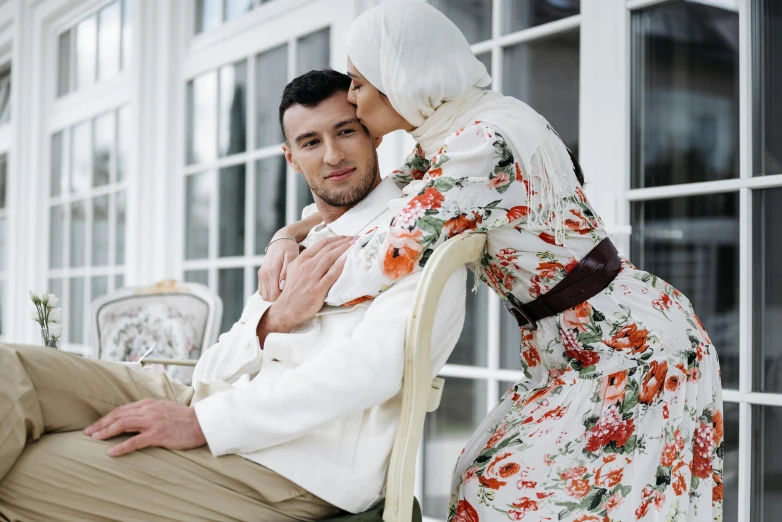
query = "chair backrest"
xmin=90 ymin=279 xmax=223 ymax=383
xmin=383 ymin=233 xmax=487 ymax=522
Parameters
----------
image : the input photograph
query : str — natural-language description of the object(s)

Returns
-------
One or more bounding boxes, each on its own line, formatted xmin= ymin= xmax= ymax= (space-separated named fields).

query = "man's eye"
xmin=351 ymin=85 xmax=360 ymax=91
xmin=339 ymin=129 xmax=356 ymax=136
xmin=303 ymin=140 xmax=319 ymax=148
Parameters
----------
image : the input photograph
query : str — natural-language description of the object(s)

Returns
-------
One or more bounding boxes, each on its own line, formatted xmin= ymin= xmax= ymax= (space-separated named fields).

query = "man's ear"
xmin=282 ymin=144 xmax=302 ymax=172
xmin=373 ymin=135 xmax=383 ymax=149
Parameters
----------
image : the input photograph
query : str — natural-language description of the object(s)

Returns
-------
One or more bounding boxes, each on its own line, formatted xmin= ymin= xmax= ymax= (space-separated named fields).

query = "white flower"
xmin=30 ymin=307 xmax=41 ymax=321
xmin=48 ymin=308 xmax=63 ymax=323
xmin=46 ymin=294 xmax=59 ymax=308
xmin=29 ymin=290 xmax=40 ymax=304
xmin=40 ymin=292 xmax=49 ymax=305
xmin=49 ymin=323 xmax=63 ymax=339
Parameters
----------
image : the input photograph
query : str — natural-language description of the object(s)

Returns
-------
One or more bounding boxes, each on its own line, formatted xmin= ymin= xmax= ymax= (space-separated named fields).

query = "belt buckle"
xmin=503 ymin=300 xmax=537 ymax=331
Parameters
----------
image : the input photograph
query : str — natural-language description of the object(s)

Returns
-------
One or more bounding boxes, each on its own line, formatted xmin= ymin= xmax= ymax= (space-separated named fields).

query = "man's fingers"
xmin=313 ymin=241 xmax=352 ymax=277
xmin=108 ymin=433 xmax=154 ymax=457
xmin=91 ymin=416 xmax=147 ymax=441
xmin=85 ymin=400 xmax=150 ymax=435
xmin=299 ymin=236 xmax=350 ymax=259
xmin=320 ymin=255 xmax=348 ymax=289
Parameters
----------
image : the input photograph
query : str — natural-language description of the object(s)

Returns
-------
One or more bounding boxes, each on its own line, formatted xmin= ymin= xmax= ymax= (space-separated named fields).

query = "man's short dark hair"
xmin=279 ymin=69 xmax=352 ymax=142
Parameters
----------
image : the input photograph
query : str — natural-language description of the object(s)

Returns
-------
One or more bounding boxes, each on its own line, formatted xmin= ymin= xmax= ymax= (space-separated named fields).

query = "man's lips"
xmin=325 ymin=168 xmax=355 ymax=182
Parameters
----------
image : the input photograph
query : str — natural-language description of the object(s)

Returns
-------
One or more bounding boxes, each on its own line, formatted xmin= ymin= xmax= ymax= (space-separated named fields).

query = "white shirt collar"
xmin=306 ymin=177 xmax=403 ymax=241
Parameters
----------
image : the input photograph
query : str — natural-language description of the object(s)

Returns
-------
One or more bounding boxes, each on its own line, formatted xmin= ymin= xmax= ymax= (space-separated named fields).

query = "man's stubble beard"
xmin=311 ymin=152 xmax=379 ymax=207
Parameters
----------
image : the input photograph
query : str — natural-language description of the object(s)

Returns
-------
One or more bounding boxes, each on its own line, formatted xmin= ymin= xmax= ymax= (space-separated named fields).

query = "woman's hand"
xmin=258 ymin=237 xmax=300 ymax=302
xmin=258 ymin=212 xmax=323 ymax=301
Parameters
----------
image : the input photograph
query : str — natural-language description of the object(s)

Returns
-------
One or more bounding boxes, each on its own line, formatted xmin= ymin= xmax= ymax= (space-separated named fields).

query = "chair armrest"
xmin=140 ymin=358 xmax=198 ymax=367
xmin=426 ymin=378 xmax=445 ymax=413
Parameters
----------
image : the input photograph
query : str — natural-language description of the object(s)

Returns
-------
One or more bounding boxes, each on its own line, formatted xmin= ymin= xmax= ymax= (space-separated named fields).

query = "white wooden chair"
xmin=90 ymin=280 xmax=223 ymax=383
xmin=142 ymin=233 xmax=487 ymax=521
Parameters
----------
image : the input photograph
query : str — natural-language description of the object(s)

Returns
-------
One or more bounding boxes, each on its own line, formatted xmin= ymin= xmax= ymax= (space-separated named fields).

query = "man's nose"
xmin=323 ymin=140 xmax=345 ymax=165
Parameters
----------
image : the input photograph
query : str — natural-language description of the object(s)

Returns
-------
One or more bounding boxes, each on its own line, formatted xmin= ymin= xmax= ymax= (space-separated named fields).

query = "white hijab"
xmin=346 ymin=0 xmax=579 ymax=244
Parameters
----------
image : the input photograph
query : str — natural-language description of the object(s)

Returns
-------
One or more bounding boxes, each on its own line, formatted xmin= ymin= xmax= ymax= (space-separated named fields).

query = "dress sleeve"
xmin=326 ymin=122 xmax=530 ymax=306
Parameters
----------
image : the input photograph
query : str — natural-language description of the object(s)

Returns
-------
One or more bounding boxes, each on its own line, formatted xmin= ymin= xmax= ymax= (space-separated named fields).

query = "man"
xmin=0 ymin=69 xmax=466 ymax=521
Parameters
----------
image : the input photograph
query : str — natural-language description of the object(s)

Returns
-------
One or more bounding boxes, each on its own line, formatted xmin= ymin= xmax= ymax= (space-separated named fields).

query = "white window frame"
xmin=175 ymin=0 xmax=355 ymax=309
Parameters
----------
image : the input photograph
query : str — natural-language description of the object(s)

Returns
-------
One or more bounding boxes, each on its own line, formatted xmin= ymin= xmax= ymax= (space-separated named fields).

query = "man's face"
xmin=282 ymin=93 xmax=381 ymax=207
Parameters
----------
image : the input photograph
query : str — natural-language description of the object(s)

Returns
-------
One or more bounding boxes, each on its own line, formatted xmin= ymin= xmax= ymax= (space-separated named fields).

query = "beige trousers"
xmin=0 ymin=343 xmax=339 ymax=522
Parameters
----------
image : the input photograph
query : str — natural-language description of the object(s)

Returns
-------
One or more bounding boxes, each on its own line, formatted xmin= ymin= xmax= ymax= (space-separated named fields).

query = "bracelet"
xmin=264 ymin=235 xmax=297 ymax=254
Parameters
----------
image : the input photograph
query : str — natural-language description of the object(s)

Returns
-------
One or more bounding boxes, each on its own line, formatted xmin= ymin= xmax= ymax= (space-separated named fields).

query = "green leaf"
xmin=592 ymin=310 xmax=606 ymax=322
xmin=558 ymin=503 xmax=581 ymax=520
xmin=623 ymin=435 xmax=637 ymax=453
xmin=432 ymin=177 xmax=456 ymax=192
xmin=581 ymin=487 xmax=608 ymax=511
xmin=417 ymin=216 xmax=443 ymax=236
xmin=473 ymin=454 xmax=492 ymax=464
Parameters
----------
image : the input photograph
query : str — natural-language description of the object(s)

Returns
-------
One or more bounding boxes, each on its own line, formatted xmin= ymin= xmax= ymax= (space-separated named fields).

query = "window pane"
xmin=296 ymin=173 xmax=314 ymax=219
xmin=429 ymin=0 xmax=492 ymax=44
xmin=503 ymin=30 xmax=580 ymax=156
xmin=48 ymin=279 xmax=63 ymax=303
xmin=93 ymin=111 xmax=114 ymax=187
xmin=724 ymin=402 xmax=739 ymax=522
xmin=753 ymin=188 xmax=782 ymax=393
xmin=218 ymin=164 xmax=246 ymax=257
xmin=117 ymin=106 xmax=130 ymax=182
xmin=91 ymin=275 xmax=108 ymax=301
xmin=218 ymin=61 xmax=247 ymax=157
xmin=297 ymin=28 xmax=330 ymax=75
xmin=255 ymin=156 xmax=287 ymax=254
xmin=476 ymin=52 xmax=491 ymax=90
xmin=224 ymin=0 xmax=252 ymax=21
xmin=185 ymin=172 xmax=211 ymax=260
xmin=630 ymin=193 xmax=739 ymax=390
xmin=218 ymin=268 xmax=244 ymax=334
xmin=195 ymin=0 xmax=222 ymax=34
xmin=115 ymin=191 xmax=126 ymax=265
xmin=69 ymin=276 xmax=85 ymax=344
xmin=0 ymin=217 xmax=4 ymax=272
xmin=97 ymin=1 xmax=121 ymax=81
xmin=49 ymin=205 xmax=65 ymax=269
xmin=92 ymin=195 xmax=109 ymax=266
xmin=75 ymin=15 xmax=97 ymax=89
xmin=70 ymin=200 xmax=86 ymax=268
xmin=631 ymin=1 xmax=739 ymax=188
xmin=0 ymin=67 xmax=10 ymax=123
xmin=500 ymin=308 xmax=522 ymax=369
xmin=0 ymin=154 xmax=6 ymax=208
xmin=58 ymin=31 xmax=71 ymax=97
xmin=752 ymin=405 xmax=782 ymax=520
xmin=503 ymin=0 xmax=580 ymax=35
xmin=115 ymin=274 xmax=124 ymax=290
xmin=184 ymin=270 xmax=209 ymax=286
xmin=121 ymin=0 xmax=131 ymax=69
xmin=449 ymin=272 xmax=488 ymax=366
xmin=51 ymin=132 xmax=65 ymax=197
xmin=187 ymin=71 xmax=218 ymax=165
xmin=255 ymin=44 xmax=288 ymax=148
xmin=754 ymin=0 xmax=782 ymax=175
xmin=71 ymin=121 xmax=91 ymax=193
xmin=422 ymin=378 xmax=487 ymax=517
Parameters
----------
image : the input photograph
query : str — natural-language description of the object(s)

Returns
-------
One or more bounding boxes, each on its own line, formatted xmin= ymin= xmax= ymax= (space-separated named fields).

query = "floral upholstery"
xmin=95 ymin=293 xmax=211 ymax=384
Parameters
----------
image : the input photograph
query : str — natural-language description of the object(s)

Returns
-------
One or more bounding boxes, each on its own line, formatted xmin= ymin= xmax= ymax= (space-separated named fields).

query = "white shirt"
xmin=192 ymin=178 xmax=467 ymax=513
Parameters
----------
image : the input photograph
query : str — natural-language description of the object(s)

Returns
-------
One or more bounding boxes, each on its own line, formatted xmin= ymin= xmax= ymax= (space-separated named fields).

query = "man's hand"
xmin=257 ymin=235 xmax=353 ymax=342
xmin=84 ymin=399 xmax=206 ymax=457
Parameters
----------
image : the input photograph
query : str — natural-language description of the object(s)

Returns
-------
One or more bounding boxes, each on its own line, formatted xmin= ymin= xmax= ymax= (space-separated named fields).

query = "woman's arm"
xmin=325 ymin=122 xmax=530 ymax=306
xmin=257 ymin=211 xmax=323 ymax=301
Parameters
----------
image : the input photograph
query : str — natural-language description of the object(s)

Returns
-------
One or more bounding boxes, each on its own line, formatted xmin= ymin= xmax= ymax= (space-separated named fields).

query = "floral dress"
xmin=325 ymin=121 xmax=724 ymax=522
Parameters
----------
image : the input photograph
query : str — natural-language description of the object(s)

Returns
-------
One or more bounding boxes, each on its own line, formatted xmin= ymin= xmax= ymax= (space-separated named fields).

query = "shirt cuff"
xmin=194 ymin=390 xmax=242 ymax=457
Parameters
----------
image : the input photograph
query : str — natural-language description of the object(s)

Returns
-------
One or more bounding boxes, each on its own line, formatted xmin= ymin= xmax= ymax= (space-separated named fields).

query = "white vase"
xmin=40 ymin=327 xmax=60 ymax=349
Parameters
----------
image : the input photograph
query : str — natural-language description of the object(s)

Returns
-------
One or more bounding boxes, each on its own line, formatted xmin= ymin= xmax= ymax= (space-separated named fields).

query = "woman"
xmin=262 ymin=2 xmax=724 ymax=520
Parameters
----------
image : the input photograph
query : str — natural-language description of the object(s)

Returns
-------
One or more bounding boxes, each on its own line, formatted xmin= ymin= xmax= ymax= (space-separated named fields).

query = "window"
xmin=57 ymin=0 xmax=132 ymax=97
xmin=195 ymin=0 xmax=280 ymax=35
xmin=0 ymin=155 xmax=7 ymax=336
xmin=420 ymin=1 xmax=581 ymax=517
xmin=182 ymin=28 xmax=330 ymax=334
xmin=47 ymin=107 xmax=129 ymax=348
xmin=0 ymin=67 xmax=10 ymax=124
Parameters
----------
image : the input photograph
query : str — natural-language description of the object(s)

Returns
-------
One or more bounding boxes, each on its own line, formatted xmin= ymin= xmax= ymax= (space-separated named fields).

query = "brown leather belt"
xmin=504 ymin=238 xmax=622 ymax=330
